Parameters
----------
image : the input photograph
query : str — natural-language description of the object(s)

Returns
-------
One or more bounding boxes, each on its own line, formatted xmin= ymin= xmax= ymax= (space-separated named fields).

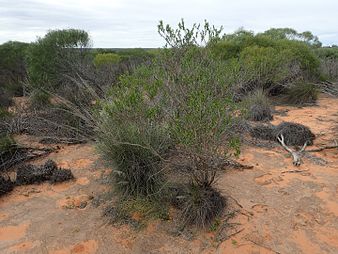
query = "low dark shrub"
xmin=249 ymin=104 xmax=273 ymax=121
xmin=0 ymin=135 xmax=17 ymax=172
xmin=0 ymin=176 xmax=14 ymax=196
xmin=173 ymin=168 xmax=226 ymax=227
xmin=249 ymin=124 xmax=275 ymax=141
xmin=44 ymin=159 xmax=58 ymax=172
xmin=242 ymin=90 xmax=273 ymax=121
xmin=273 ymin=122 xmax=315 ymax=146
xmin=16 ymin=160 xmax=74 ymax=185
xmin=49 ymin=168 xmax=74 ymax=183
xmin=284 ymin=82 xmax=319 ymax=105
xmin=16 ymin=164 xmax=52 ymax=185
xmin=250 ymin=122 xmax=315 ymax=146
xmin=181 ymin=182 xmax=225 ymax=227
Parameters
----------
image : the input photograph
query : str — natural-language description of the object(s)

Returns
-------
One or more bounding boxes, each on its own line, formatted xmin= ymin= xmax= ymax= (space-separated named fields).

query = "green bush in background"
xmin=93 ymin=53 xmax=121 ymax=67
xmin=0 ymin=41 xmax=29 ymax=96
xmin=26 ymin=29 xmax=90 ymax=91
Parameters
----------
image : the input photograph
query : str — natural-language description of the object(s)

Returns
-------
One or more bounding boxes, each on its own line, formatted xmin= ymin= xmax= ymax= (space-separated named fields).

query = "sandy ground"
xmin=0 ymin=94 xmax=337 ymax=254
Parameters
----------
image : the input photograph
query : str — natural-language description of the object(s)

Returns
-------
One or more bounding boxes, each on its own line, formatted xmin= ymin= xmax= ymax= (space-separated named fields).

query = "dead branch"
xmin=306 ymin=141 xmax=338 ymax=152
xmin=281 ymin=169 xmax=309 ymax=174
xmin=0 ymin=146 xmax=57 ymax=172
xmin=277 ymin=134 xmax=307 ymax=166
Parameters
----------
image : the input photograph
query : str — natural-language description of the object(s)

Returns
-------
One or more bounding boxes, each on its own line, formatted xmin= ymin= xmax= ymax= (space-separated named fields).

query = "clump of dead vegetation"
xmin=0 ymin=131 xmax=55 ymax=173
xmin=273 ymin=122 xmax=315 ymax=146
xmin=250 ymin=122 xmax=315 ymax=146
xmin=0 ymin=159 xmax=74 ymax=197
xmin=16 ymin=159 xmax=74 ymax=185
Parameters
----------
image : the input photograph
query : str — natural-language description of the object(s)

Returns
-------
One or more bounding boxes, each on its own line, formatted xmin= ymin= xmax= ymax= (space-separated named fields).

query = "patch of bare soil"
xmin=1 ymin=94 xmax=337 ymax=253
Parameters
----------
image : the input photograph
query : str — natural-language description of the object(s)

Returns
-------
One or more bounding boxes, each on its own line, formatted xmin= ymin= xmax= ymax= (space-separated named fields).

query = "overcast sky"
xmin=1 ymin=0 xmax=337 ymax=48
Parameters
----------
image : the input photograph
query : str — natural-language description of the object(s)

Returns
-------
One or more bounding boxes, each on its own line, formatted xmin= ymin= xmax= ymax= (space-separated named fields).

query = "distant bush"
xmin=259 ymin=28 xmax=322 ymax=47
xmin=237 ymin=46 xmax=289 ymax=93
xmin=210 ymin=29 xmax=321 ymax=97
xmin=0 ymin=41 xmax=29 ymax=96
xmin=284 ymin=82 xmax=319 ymax=105
xmin=117 ymin=48 xmax=152 ymax=59
xmin=315 ymin=46 xmax=338 ymax=60
xmin=27 ymin=29 xmax=90 ymax=92
xmin=93 ymin=53 xmax=121 ymax=67
xmin=316 ymin=47 xmax=338 ymax=81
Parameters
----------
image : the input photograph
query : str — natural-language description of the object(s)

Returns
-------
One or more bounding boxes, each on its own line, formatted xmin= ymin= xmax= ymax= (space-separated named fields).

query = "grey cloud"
xmin=0 ymin=0 xmax=337 ymax=47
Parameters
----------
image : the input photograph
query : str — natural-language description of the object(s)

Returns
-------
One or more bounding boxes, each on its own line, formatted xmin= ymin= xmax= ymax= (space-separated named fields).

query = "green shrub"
xmin=96 ymin=22 xmax=239 ymax=231
xmin=97 ymin=122 xmax=171 ymax=197
xmin=284 ymin=82 xmax=319 ymax=105
xmin=211 ymin=30 xmax=276 ymax=60
xmin=277 ymin=40 xmax=320 ymax=78
xmin=97 ymin=21 xmax=240 ymax=227
xmin=93 ymin=53 xmax=121 ymax=67
xmin=238 ymin=45 xmax=289 ymax=91
xmin=162 ymin=47 xmax=238 ymax=154
xmin=97 ymin=65 xmax=172 ymax=197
